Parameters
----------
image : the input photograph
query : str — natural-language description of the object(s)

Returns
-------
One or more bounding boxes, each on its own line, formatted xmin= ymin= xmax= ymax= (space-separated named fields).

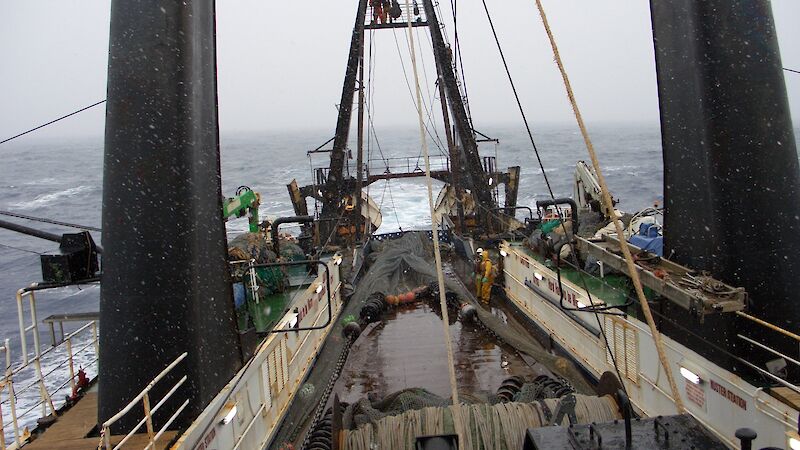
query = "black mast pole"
xmin=321 ymin=0 xmax=369 ymax=242
xmin=651 ymin=0 xmax=800 ymax=380
xmin=422 ymin=0 xmax=495 ymax=230
xmin=100 ymin=0 xmax=242 ymax=430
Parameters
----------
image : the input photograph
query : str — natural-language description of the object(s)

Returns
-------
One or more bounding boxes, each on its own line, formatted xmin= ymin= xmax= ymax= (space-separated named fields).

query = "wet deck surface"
xmin=333 ymin=299 xmax=539 ymax=403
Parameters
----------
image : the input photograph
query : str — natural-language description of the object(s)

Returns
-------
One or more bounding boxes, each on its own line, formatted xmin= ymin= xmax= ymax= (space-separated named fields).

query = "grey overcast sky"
xmin=1 ymin=1 xmax=799 ymax=139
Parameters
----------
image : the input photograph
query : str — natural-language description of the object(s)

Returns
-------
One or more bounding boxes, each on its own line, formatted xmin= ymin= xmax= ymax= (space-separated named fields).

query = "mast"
xmin=422 ymin=0 xmax=496 ymax=229
xmin=321 ymin=0 xmax=369 ymax=241
xmin=436 ymin=63 xmax=465 ymax=232
xmin=651 ymin=0 xmax=800 ymax=379
xmin=100 ymin=0 xmax=242 ymax=431
xmin=355 ymin=35 xmax=366 ymax=241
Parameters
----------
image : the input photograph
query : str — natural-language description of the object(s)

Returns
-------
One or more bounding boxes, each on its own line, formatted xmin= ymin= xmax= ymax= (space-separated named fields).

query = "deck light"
xmin=288 ymin=312 xmax=299 ymax=328
xmin=488 ymin=177 xmax=493 ymax=186
xmin=576 ymin=301 xmax=586 ymax=309
xmin=789 ymin=432 xmax=800 ymax=450
xmin=534 ymin=272 xmax=544 ymax=281
xmin=500 ymin=249 xmax=508 ymax=257
xmin=334 ymin=256 xmax=343 ymax=266
xmin=315 ymin=283 xmax=323 ymax=294
xmin=679 ymin=366 xmax=702 ymax=385
xmin=220 ymin=403 xmax=238 ymax=425
xmin=476 ymin=248 xmax=483 ymax=254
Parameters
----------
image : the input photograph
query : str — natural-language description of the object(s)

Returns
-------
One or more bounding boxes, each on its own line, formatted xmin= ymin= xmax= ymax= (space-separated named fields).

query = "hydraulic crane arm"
xmin=223 ymin=187 xmax=261 ymax=233
xmin=574 ymin=161 xmax=616 ymax=218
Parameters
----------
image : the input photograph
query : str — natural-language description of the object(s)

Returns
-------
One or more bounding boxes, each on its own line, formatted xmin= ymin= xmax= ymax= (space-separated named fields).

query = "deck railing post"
xmin=4 ymin=339 xmax=19 ymax=447
xmin=29 ymin=293 xmax=40 ymax=360
xmin=65 ymin=336 xmax=76 ymax=393
xmin=143 ymin=391 xmax=155 ymax=443
xmin=16 ymin=290 xmax=27 ymax=365
xmin=102 ymin=425 xmax=111 ymax=449
xmin=92 ymin=321 xmax=99 ymax=356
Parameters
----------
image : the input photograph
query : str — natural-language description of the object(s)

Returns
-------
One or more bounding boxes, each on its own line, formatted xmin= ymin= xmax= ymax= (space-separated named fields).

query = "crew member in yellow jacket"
xmin=479 ymin=251 xmax=495 ymax=302
xmin=474 ymin=252 xmax=484 ymax=298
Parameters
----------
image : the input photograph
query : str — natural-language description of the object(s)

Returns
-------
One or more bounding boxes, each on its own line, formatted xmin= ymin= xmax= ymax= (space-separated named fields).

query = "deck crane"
xmin=223 ymin=186 xmax=261 ymax=233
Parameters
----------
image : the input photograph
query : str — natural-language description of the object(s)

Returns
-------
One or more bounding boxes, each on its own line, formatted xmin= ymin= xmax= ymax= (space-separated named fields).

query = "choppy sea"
xmin=0 ymin=123 xmax=796 ymax=437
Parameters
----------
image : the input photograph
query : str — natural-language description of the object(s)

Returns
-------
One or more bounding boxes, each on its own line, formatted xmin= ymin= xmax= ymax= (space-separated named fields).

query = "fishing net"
xmin=342 ymin=394 xmax=621 ymax=450
xmin=228 ymin=233 xmax=306 ymax=331
xmin=270 ymin=232 xmax=596 ymax=448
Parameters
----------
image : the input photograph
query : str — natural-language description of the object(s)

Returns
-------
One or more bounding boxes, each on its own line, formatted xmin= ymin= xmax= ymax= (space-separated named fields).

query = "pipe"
xmin=272 ymin=215 xmax=314 ymax=256
xmin=0 ymin=218 xmax=62 ymax=243
xmin=0 ymin=220 xmax=103 ymax=254
xmin=490 ymin=206 xmax=533 ymax=221
xmin=536 ymin=198 xmax=578 ymax=229
xmin=250 ymin=259 xmax=333 ymax=333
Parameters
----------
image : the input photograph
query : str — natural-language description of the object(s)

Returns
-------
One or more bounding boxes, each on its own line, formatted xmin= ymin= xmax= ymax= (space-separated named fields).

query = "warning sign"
xmin=686 ymin=381 xmax=706 ymax=410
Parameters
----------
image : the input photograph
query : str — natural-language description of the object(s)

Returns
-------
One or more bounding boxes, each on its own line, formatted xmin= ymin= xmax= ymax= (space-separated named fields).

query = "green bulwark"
xmin=514 ymin=244 xmax=632 ymax=308
xmin=236 ymin=254 xmax=327 ymax=333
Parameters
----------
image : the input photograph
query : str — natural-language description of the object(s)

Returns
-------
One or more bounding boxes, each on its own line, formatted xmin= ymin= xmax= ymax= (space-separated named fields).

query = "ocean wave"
xmin=8 ymin=186 xmax=94 ymax=210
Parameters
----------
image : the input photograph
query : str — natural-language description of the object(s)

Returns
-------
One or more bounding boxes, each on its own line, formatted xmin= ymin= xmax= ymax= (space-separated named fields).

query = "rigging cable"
xmin=404 ymin=0 xmax=464 ymax=444
xmin=0 ymin=210 xmax=101 ymax=232
xmin=0 ymin=100 xmax=106 ymax=145
xmin=478 ymin=0 xmax=629 ymax=397
xmin=390 ymin=28 xmax=447 ymax=155
xmin=784 ymin=67 xmax=799 ymax=75
xmin=448 ymin=0 xmax=474 ymax=130
xmin=385 ymin=179 xmax=403 ymax=231
xmin=414 ymin=24 xmax=448 ymax=154
xmin=531 ymin=0 xmax=685 ymax=412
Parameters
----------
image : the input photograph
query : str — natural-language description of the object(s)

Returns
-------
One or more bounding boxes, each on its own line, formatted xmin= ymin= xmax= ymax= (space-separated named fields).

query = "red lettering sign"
xmin=194 ymin=427 xmax=216 ymax=450
xmin=710 ymin=379 xmax=747 ymax=410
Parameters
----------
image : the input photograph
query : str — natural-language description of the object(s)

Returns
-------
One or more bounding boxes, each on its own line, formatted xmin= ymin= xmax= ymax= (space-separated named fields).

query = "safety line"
xmin=532 ymin=0 xmax=685 ymax=413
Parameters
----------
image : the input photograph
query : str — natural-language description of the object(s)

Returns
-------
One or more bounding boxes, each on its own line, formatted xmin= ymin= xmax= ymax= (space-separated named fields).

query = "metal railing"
xmin=100 ymin=352 xmax=189 ymax=450
xmin=1 ymin=285 xmax=100 ymax=449
xmin=734 ymin=312 xmax=800 ymax=395
xmin=365 ymin=2 xmax=427 ymax=26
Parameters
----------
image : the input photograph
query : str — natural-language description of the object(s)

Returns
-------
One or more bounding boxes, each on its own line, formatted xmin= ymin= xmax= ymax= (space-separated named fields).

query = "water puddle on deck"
xmin=333 ymin=300 xmax=538 ymax=403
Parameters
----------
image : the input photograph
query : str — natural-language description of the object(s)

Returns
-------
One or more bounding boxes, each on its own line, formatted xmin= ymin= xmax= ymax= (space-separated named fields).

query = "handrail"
xmin=735 ymin=310 xmax=800 ymax=343
xmin=248 ymin=259 xmax=334 ymax=333
xmin=2 ymin=283 xmax=100 ymax=449
xmin=112 ymin=376 xmax=188 ymax=449
xmin=101 ymin=352 xmax=188 ymax=450
xmin=737 ymin=334 xmax=800 ymax=368
xmin=102 ymin=352 xmax=188 ymax=427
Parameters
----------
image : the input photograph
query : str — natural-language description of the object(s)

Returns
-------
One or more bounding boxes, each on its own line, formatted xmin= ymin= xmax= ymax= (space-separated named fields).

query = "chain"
xmin=298 ymin=337 xmax=355 ymax=449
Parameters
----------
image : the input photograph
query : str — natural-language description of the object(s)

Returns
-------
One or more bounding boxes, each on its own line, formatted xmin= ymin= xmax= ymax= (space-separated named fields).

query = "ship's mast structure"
xmin=291 ymin=1 xmax=520 ymax=243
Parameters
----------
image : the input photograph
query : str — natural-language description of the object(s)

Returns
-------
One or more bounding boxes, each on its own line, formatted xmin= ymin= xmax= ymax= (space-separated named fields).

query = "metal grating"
xmin=280 ymin=339 xmax=290 ymax=387
xmin=261 ymin=359 xmax=272 ymax=410
xmin=605 ymin=316 xmax=639 ymax=384
xmin=269 ymin=349 xmax=279 ymax=390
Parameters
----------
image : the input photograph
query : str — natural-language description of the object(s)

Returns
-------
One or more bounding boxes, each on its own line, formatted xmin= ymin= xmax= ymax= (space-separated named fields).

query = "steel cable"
xmin=478 ymin=0 xmax=630 ymax=398
xmin=0 ymin=100 xmax=106 ymax=145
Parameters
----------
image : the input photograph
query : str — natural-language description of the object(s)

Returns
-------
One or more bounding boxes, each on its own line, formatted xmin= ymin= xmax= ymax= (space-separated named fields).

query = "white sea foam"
xmin=8 ymin=186 xmax=93 ymax=210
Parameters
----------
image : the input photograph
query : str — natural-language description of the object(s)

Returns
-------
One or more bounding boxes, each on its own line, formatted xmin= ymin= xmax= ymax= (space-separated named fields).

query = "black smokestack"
xmin=100 ymin=0 xmax=242 ymax=430
xmin=651 ymin=0 xmax=799 ymax=380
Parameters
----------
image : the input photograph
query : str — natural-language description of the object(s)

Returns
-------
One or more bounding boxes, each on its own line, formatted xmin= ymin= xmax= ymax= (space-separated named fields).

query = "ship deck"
xmin=24 ymin=390 xmax=176 ymax=450
xmin=333 ymin=299 xmax=541 ymax=403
